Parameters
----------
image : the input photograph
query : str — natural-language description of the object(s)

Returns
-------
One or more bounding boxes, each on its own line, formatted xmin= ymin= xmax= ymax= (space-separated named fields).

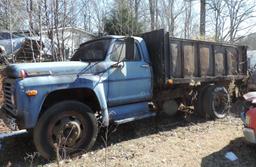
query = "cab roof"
xmin=80 ymin=35 xmax=143 ymax=47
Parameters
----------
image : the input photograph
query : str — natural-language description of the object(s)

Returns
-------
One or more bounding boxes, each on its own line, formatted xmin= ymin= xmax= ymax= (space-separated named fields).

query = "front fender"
xmin=17 ymin=74 xmax=109 ymax=129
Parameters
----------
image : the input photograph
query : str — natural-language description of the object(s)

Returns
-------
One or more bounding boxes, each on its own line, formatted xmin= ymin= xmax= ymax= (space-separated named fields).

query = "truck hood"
xmin=4 ymin=61 xmax=90 ymax=78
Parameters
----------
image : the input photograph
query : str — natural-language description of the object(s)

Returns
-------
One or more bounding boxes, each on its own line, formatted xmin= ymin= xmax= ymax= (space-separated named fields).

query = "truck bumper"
xmin=0 ymin=108 xmax=18 ymax=131
xmin=243 ymin=127 xmax=256 ymax=144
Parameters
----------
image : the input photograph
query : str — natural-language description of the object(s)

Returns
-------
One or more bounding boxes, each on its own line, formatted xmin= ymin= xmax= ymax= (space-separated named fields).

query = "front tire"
xmin=33 ymin=101 xmax=98 ymax=159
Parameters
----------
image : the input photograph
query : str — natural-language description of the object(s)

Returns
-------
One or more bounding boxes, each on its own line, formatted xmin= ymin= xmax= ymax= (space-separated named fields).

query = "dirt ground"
xmin=1 ymin=111 xmax=256 ymax=167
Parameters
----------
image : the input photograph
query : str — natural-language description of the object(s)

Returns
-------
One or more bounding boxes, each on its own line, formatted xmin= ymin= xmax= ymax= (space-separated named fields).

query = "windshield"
xmin=71 ymin=39 xmax=111 ymax=62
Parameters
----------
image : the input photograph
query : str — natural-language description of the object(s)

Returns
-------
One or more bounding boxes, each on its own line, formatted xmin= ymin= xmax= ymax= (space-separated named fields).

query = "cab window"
xmin=110 ymin=40 xmax=141 ymax=62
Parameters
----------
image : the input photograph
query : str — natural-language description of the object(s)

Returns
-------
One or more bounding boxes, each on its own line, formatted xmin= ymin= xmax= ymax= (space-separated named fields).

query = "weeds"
xmin=100 ymin=122 xmax=119 ymax=167
xmin=24 ymin=152 xmax=39 ymax=167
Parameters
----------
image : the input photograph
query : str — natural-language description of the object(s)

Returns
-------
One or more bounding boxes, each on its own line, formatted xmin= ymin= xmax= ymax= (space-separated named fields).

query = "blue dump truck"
xmin=0 ymin=29 xmax=247 ymax=159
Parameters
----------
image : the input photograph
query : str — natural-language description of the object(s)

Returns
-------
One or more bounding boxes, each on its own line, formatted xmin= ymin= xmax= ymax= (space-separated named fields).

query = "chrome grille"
xmin=2 ymin=79 xmax=16 ymax=115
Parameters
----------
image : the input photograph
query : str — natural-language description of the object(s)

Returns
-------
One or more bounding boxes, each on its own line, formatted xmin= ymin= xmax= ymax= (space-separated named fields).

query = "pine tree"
xmin=104 ymin=1 xmax=143 ymax=35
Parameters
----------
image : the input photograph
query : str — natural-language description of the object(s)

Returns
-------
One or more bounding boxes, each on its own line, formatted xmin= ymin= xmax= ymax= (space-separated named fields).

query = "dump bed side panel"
xmin=141 ymin=29 xmax=247 ymax=87
xmin=169 ymin=38 xmax=247 ymax=79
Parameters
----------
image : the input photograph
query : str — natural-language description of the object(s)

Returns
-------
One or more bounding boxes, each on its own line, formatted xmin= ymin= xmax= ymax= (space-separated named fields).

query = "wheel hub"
xmin=53 ymin=119 xmax=82 ymax=147
xmin=63 ymin=121 xmax=81 ymax=146
xmin=213 ymin=91 xmax=229 ymax=114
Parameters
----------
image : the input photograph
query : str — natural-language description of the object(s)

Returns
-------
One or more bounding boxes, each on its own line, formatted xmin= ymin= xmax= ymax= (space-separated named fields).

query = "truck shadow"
xmin=96 ymin=112 xmax=202 ymax=147
xmin=201 ymin=137 xmax=256 ymax=167
xmin=0 ymin=132 xmax=45 ymax=166
xmin=0 ymin=112 xmax=226 ymax=166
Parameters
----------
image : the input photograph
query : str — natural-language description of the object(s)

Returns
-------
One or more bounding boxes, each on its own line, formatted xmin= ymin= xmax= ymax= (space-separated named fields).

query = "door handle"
xmin=111 ymin=63 xmax=123 ymax=68
xmin=141 ymin=64 xmax=150 ymax=68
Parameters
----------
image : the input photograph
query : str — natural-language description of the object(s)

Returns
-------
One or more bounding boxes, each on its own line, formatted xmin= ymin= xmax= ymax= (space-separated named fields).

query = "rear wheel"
xmin=203 ymin=86 xmax=230 ymax=119
xmin=33 ymin=101 xmax=98 ymax=159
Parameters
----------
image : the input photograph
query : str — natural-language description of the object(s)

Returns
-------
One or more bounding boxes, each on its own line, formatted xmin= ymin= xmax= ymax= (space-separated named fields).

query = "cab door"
xmin=107 ymin=40 xmax=152 ymax=107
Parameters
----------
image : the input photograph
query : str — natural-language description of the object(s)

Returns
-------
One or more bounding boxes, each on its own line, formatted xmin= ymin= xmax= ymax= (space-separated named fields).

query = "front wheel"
xmin=33 ymin=101 xmax=98 ymax=159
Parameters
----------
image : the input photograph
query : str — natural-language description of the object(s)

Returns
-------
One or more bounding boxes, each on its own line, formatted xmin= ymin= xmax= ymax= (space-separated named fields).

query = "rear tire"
xmin=195 ymin=85 xmax=209 ymax=117
xmin=33 ymin=101 xmax=98 ymax=159
xmin=202 ymin=86 xmax=230 ymax=119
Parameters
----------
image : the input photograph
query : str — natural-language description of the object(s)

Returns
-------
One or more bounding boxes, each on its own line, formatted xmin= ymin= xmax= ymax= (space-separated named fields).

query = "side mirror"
xmin=125 ymin=37 xmax=135 ymax=61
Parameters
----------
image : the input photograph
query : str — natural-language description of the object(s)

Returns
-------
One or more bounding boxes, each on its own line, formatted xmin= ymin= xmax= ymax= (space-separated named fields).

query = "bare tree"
xmin=26 ymin=0 xmax=34 ymax=34
xmin=80 ymin=0 xmax=91 ymax=32
xmin=223 ymin=0 xmax=256 ymax=43
xmin=148 ymin=0 xmax=158 ymax=30
xmin=134 ymin=0 xmax=141 ymax=23
xmin=207 ymin=0 xmax=226 ymax=41
xmin=2 ymin=0 xmax=255 ymax=63
xmin=37 ymin=0 xmax=43 ymax=61
xmin=0 ymin=0 xmax=26 ymax=30
xmin=133 ymin=0 xmax=142 ymax=33
xmin=160 ymin=0 xmax=184 ymax=37
xmin=184 ymin=0 xmax=192 ymax=38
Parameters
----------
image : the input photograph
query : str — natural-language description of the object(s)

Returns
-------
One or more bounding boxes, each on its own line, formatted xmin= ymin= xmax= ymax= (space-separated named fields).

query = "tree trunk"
xmin=155 ymin=0 xmax=158 ymax=29
xmin=149 ymin=0 xmax=155 ymax=30
xmin=184 ymin=0 xmax=192 ymax=38
xmin=39 ymin=0 xmax=42 ymax=61
xmin=61 ymin=0 xmax=66 ymax=61
xmin=134 ymin=0 xmax=140 ymax=32
xmin=170 ymin=0 xmax=175 ymax=37
xmin=54 ymin=0 xmax=61 ymax=60
xmin=27 ymin=0 xmax=34 ymax=33
xmin=200 ymin=0 xmax=206 ymax=37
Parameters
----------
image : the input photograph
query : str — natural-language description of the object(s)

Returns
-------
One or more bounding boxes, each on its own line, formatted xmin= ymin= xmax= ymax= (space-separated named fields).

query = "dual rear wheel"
xmin=197 ymin=85 xmax=230 ymax=119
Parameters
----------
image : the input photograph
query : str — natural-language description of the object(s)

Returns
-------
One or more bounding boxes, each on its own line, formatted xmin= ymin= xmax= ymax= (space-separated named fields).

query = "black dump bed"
xmin=140 ymin=29 xmax=247 ymax=88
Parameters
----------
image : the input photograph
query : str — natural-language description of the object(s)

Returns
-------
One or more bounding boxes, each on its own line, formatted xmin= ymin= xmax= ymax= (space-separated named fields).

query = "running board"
xmin=114 ymin=112 xmax=156 ymax=124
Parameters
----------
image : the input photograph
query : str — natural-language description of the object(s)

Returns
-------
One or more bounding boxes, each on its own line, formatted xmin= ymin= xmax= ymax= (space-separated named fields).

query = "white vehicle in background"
xmin=0 ymin=31 xmax=57 ymax=63
xmin=0 ymin=32 xmax=26 ymax=55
